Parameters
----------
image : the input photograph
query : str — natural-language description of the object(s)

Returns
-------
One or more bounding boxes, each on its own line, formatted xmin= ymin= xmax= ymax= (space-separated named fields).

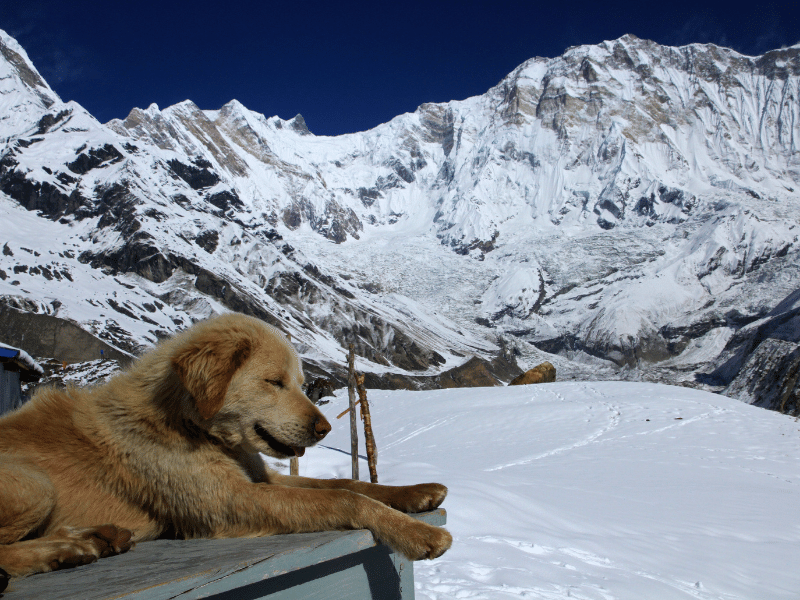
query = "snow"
xmin=283 ymin=382 xmax=800 ymax=599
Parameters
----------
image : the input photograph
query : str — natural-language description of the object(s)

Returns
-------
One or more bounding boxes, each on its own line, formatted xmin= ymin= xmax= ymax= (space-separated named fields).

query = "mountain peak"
xmin=0 ymin=29 xmax=62 ymax=137
xmin=0 ymin=29 xmax=55 ymax=98
xmin=289 ymin=113 xmax=311 ymax=135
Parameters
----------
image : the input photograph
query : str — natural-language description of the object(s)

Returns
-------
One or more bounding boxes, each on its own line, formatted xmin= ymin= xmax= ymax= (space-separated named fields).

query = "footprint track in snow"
xmin=468 ymin=537 xmax=712 ymax=600
xmin=485 ymin=399 xmax=620 ymax=471
xmin=381 ymin=416 xmax=458 ymax=451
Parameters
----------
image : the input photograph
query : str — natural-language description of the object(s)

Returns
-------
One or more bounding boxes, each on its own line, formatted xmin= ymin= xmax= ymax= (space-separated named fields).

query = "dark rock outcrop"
xmin=67 ymin=144 xmax=123 ymax=175
xmin=701 ymin=289 xmax=800 ymax=414
xmin=724 ymin=339 xmax=800 ymax=415
xmin=167 ymin=159 xmax=220 ymax=190
xmin=304 ymin=377 xmax=336 ymax=404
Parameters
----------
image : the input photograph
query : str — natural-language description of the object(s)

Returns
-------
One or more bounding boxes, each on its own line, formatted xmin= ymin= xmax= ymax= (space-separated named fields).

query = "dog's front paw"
xmin=387 ymin=482 xmax=448 ymax=513
xmin=391 ymin=520 xmax=452 ymax=561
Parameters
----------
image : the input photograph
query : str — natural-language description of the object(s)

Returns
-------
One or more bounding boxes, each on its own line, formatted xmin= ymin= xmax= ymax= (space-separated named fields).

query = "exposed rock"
xmin=0 ymin=35 xmax=55 ymax=107
xmin=23 ymin=357 xmax=123 ymax=397
xmin=702 ymin=288 xmax=800 ymax=414
xmin=304 ymin=377 xmax=336 ymax=404
xmin=705 ymin=289 xmax=800 ymax=385
xmin=206 ymin=189 xmax=242 ymax=211
xmin=435 ymin=356 xmax=502 ymax=388
xmin=36 ymin=109 xmax=71 ymax=134
xmin=509 ymin=362 xmax=556 ymax=385
xmin=419 ymin=104 xmax=455 ymax=155
xmin=0 ymin=159 xmax=88 ymax=219
xmin=534 ymin=333 xmax=672 ymax=368
xmin=289 ymin=114 xmax=311 ymax=135
xmin=193 ymin=269 xmax=280 ymax=326
xmin=67 ymin=144 xmax=123 ymax=175
xmin=310 ymin=349 xmax=521 ymax=392
xmin=724 ymin=339 xmax=800 ymax=415
xmin=195 ymin=230 xmax=219 ymax=253
xmin=167 ymin=159 xmax=220 ymax=190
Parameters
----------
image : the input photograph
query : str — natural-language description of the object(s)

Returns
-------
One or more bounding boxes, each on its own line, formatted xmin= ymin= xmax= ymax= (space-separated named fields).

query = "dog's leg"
xmin=222 ymin=483 xmax=452 ymax=561
xmin=270 ymin=473 xmax=448 ymax=513
xmin=0 ymin=462 xmax=54 ymax=588
xmin=0 ymin=525 xmax=134 ymax=578
xmin=0 ymin=461 xmax=133 ymax=578
xmin=0 ymin=461 xmax=56 ymax=546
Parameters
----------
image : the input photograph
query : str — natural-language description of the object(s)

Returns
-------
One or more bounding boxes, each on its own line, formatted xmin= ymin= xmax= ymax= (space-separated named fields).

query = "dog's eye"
xmin=265 ymin=379 xmax=284 ymax=389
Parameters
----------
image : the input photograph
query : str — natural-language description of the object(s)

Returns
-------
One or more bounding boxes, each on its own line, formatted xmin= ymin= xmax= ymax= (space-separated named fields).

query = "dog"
xmin=0 ymin=313 xmax=451 ymax=586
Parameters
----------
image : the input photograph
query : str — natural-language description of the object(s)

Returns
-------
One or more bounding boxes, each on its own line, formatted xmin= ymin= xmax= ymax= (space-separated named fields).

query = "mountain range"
xmin=1 ymin=29 xmax=798 ymax=411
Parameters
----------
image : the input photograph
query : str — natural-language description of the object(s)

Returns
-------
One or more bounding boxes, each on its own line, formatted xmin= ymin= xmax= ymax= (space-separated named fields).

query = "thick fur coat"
xmin=0 ymin=314 xmax=450 ymax=585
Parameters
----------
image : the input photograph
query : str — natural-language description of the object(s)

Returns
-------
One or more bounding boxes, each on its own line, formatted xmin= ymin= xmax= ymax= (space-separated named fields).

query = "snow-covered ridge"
xmin=0 ymin=30 xmax=799 ymax=402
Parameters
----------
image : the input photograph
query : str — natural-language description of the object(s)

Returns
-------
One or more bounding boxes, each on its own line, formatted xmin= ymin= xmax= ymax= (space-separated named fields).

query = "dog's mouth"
xmin=254 ymin=423 xmax=305 ymax=457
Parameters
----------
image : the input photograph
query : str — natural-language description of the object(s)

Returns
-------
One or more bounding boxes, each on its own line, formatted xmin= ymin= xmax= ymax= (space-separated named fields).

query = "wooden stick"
xmin=287 ymin=332 xmax=298 ymax=476
xmin=347 ymin=344 xmax=359 ymax=481
xmin=336 ymin=405 xmax=363 ymax=420
xmin=356 ymin=374 xmax=379 ymax=483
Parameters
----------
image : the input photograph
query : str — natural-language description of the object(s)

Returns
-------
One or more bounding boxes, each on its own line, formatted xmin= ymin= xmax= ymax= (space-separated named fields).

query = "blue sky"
xmin=2 ymin=0 xmax=798 ymax=136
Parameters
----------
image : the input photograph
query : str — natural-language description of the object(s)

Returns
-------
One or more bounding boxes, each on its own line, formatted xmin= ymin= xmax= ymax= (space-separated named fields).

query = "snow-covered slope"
xmin=1 ymin=30 xmax=799 ymax=400
xmin=295 ymin=383 xmax=800 ymax=599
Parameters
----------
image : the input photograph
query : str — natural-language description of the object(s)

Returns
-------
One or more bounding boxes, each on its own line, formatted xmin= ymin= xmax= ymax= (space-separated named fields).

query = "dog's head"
xmin=171 ymin=314 xmax=331 ymax=458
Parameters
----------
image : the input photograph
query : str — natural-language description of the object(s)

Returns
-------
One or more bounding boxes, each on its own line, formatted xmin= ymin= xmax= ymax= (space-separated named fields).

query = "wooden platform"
xmin=4 ymin=509 xmax=446 ymax=600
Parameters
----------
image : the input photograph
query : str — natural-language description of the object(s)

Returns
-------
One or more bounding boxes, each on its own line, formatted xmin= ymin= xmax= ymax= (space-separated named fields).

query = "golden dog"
xmin=0 ymin=314 xmax=451 ymax=585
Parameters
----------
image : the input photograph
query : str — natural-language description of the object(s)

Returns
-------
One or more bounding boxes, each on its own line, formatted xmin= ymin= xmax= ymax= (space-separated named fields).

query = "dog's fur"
xmin=0 ymin=314 xmax=451 ymax=582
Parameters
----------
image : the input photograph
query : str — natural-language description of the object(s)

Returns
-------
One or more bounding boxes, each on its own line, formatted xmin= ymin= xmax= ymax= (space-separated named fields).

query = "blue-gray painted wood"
xmin=0 ymin=363 xmax=22 ymax=415
xmin=6 ymin=509 xmax=447 ymax=600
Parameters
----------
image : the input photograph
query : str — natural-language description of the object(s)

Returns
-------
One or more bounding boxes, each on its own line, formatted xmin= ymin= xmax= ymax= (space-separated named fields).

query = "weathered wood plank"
xmin=6 ymin=509 xmax=446 ymax=600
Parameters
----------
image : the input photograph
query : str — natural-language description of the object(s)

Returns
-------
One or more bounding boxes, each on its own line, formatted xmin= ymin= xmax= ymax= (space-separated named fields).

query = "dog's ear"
xmin=171 ymin=331 xmax=252 ymax=419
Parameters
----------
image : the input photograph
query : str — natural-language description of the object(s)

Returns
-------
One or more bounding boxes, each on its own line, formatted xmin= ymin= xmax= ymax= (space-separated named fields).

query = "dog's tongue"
xmin=293 ymin=446 xmax=305 ymax=457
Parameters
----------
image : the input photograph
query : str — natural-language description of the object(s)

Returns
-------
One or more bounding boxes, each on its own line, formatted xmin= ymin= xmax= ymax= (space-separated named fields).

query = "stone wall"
xmin=0 ymin=308 xmax=132 ymax=364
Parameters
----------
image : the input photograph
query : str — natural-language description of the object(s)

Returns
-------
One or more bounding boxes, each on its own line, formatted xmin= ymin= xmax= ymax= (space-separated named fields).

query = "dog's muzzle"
xmin=254 ymin=418 xmax=330 ymax=457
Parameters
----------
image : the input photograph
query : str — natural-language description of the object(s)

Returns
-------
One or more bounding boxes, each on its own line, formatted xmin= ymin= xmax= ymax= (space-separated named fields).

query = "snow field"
xmin=274 ymin=382 xmax=800 ymax=599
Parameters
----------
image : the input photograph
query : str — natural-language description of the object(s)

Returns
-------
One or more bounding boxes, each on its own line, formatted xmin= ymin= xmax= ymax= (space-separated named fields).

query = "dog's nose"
xmin=314 ymin=417 xmax=331 ymax=440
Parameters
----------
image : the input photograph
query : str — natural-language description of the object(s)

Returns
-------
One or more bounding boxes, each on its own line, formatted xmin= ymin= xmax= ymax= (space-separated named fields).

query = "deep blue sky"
xmin=2 ymin=1 xmax=798 ymax=136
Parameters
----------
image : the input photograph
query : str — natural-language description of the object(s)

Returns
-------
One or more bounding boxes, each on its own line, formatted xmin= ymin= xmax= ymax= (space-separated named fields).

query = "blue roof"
xmin=0 ymin=343 xmax=42 ymax=375
xmin=0 ymin=348 xmax=19 ymax=359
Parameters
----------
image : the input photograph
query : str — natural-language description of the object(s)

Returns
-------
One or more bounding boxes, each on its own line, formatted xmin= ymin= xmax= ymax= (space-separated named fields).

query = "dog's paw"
xmin=386 ymin=520 xmax=453 ymax=561
xmin=2 ymin=524 xmax=135 ymax=577
xmin=386 ymin=483 xmax=448 ymax=513
xmin=84 ymin=524 xmax=135 ymax=558
xmin=45 ymin=525 xmax=133 ymax=571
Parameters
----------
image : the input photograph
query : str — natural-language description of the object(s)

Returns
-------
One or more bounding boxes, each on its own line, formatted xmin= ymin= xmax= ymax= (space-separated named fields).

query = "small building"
xmin=0 ymin=341 xmax=43 ymax=415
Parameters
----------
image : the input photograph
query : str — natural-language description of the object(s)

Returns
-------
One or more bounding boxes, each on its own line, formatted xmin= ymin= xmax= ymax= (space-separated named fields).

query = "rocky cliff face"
xmin=1 ymin=29 xmax=799 ymax=403
xmin=700 ymin=289 xmax=800 ymax=415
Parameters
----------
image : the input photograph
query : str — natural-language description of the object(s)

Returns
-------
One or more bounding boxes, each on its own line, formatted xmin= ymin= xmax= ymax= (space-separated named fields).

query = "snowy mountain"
xmin=297 ymin=383 xmax=800 ymax=599
xmin=1 ymin=30 xmax=799 ymax=404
